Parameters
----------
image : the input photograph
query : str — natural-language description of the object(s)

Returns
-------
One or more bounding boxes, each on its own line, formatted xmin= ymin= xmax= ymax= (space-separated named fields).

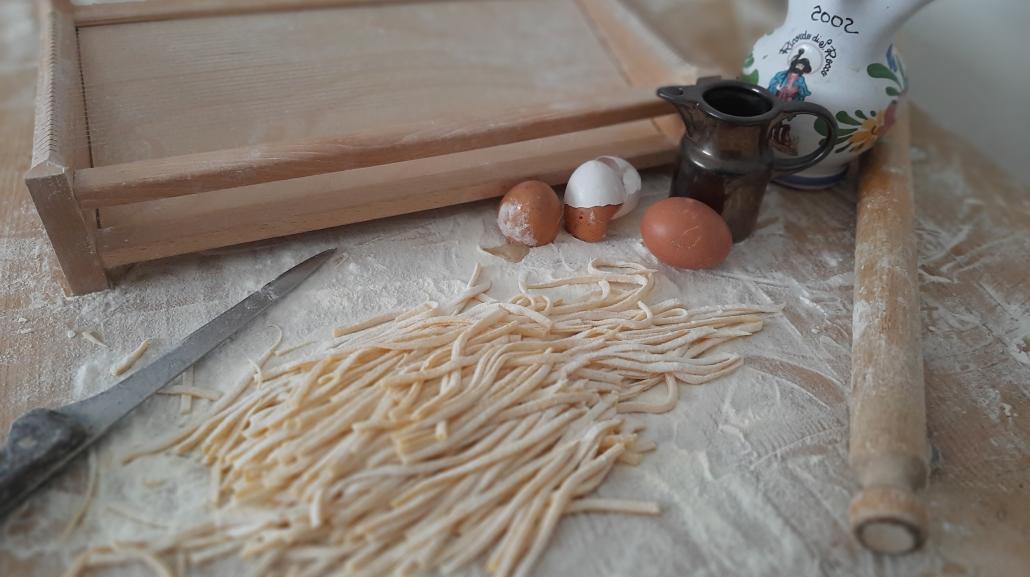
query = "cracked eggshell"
xmin=596 ymin=156 xmax=642 ymax=219
xmin=563 ymin=159 xmax=626 ymax=209
xmin=565 ymin=204 xmax=621 ymax=243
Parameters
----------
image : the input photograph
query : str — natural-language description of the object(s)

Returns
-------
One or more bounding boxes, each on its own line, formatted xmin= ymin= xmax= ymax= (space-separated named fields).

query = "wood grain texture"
xmin=75 ymin=91 xmax=672 ymax=207
xmin=847 ymin=102 xmax=929 ymax=553
xmin=96 ymin=123 xmax=674 ymax=266
xmin=24 ymin=0 xmax=108 ymax=294
xmin=72 ymin=0 xmax=425 ymax=26
xmin=1 ymin=2 xmax=1028 ymax=576
xmin=576 ymin=0 xmax=705 ymax=140
xmin=64 ymin=0 xmax=684 ymax=279
xmin=76 ymin=0 xmax=630 ymax=165
xmin=622 ymin=0 xmax=747 ymax=75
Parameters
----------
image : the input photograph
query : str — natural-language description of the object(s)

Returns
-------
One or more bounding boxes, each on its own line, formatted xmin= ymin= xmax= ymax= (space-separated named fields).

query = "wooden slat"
xmin=72 ymin=0 xmax=419 ymax=26
xmin=576 ymin=0 xmax=706 ymax=141
xmin=97 ymin=124 xmax=675 ymax=266
xmin=75 ymin=90 xmax=672 ymax=208
xmin=72 ymin=0 xmax=694 ymax=275
xmin=77 ymin=0 xmax=630 ymax=166
xmin=25 ymin=0 xmax=108 ymax=294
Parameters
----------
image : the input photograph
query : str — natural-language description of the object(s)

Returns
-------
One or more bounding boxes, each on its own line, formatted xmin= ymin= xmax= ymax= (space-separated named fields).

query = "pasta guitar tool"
xmin=0 ymin=248 xmax=335 ymax=521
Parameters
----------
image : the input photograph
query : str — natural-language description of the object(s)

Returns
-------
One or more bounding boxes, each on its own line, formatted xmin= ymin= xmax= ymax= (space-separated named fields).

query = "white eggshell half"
xmin=596 ymin=156 xmax=642 ymax=219
xmin=564 ymin=160 xmax=625 ymax=209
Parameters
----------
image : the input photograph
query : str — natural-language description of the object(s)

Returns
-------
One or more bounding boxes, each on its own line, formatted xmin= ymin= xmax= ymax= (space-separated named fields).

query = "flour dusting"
xmin=497 ymin=200 xmax=538 ymax=246
xmin=1 ymin=1 xmax=1028 ymax=576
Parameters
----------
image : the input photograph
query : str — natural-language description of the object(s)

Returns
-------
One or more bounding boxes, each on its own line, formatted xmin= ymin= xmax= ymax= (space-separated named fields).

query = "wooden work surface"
xmin=1 ymin=1 xmax=1028 ymax=576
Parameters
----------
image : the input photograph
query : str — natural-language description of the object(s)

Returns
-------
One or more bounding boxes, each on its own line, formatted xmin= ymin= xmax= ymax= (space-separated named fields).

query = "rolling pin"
xmin=847 ymin=100 xmax=930 ymax=554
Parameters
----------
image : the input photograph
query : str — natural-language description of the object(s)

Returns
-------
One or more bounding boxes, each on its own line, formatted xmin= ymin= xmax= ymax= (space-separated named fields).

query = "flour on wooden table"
xmin=2 ymin=1 xmax=1027 ymax=576
xmin=5 ymin=167 xmax=1009 ymax=577
xmin=1 ymin=171 xmax=846 ymax=577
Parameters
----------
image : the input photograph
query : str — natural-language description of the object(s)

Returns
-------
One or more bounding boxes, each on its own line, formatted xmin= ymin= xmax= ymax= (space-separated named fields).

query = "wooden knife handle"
xmin=848 ymin=101 xmax=930 ymax=554
xmin=0 ymin=408 xmax=87 ymax=519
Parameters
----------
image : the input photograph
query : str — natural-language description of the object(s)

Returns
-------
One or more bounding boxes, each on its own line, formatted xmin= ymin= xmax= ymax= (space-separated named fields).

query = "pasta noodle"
xmin=110 ymin=339 xmax=151 ymax=377
xmin=79 ymin=330 xmax=108 ymax=348
xmin=60 ymin=451 xmax=97 ymax=540
xmin=157 ymin=385 xmax=222 ymax=402
xmin=70 ymin=261 xmax=777 ymax=577
xmin=179 ymin=366 xmax=194 ymax=415
xmin=565 ymin=497 xmax=660 ymax=515
xmin=105 ymin=503 xmax=170 ymax=529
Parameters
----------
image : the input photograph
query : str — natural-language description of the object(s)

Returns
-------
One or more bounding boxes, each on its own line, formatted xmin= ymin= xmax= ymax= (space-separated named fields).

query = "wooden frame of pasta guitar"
xmin=26 ymin=0 xmax=698 ymax=294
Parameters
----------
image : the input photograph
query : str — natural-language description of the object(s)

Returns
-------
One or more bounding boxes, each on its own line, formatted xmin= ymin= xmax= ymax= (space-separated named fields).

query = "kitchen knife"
xmin=0 ymin=248 xmax=335 ymax=521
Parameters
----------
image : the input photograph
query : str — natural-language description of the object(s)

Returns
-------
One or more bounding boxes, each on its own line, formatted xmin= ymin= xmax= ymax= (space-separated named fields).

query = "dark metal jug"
xmin=657 ymin=78 xmax=837 ymax=241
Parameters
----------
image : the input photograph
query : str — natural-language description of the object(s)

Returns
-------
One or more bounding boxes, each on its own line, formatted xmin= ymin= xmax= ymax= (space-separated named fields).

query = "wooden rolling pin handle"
xmin=848 ymin=100 xmax=930 ymax=555
xmin=850 ymin=486 xmax=928 ymax=554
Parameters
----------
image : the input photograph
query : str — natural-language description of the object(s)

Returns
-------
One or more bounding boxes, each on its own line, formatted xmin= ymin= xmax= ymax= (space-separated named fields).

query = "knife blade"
xmin=0 ymin=248 xmax=335 ymax=521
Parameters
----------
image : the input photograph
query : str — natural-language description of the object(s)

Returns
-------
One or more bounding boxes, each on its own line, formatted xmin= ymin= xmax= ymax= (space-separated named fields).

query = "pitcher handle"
xmin=770 ymin=101 xmax=838 ymax=176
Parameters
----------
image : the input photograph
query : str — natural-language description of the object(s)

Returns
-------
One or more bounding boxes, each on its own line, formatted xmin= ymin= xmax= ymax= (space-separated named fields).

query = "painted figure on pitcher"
xmin=768 ymin=50 xmax=813 ymax=102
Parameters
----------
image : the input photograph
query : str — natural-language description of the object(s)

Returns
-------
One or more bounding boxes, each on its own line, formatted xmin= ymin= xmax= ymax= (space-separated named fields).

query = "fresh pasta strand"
xmin=111 ymin=339 xmax=152 ymax=377
xmin=79 ymin=330 xmax=108 ymax=349
xmin=120 ymin=326 xmax=285 ymax=465
xmin=70 ymin=261 xmax=777 ymax=577
xmin=60 ymin=450 xmax=97 ymax=540
xmin=179 ymin=366 xmax=195 ymax=416
xmin=105 ymin=503 xmax=170 ymax=529
xmin=157 ymin=386 xmax=221 ymax=402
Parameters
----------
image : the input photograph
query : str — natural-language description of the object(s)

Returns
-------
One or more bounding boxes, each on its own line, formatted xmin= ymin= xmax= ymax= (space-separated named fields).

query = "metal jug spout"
xmin=658 ymin=76 xmax=723 ymax=132
xmin=656 ymin=86 xmax=698 ymax=126
xmin=657 ymin=84 xmax=707 ymax=142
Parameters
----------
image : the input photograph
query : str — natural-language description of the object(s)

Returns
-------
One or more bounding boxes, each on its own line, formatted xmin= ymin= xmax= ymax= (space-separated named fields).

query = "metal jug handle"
xmin=656 ymin=85 xmax=703 ymax=143
xmin=770 ymin=101 xmax=838 ymax=176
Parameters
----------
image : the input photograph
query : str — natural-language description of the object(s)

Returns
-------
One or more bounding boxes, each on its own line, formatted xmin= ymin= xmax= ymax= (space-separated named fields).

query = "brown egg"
xmin=497 ymin=181 xmax=562 ymax=247
xmin=564 ymin=204 xmax=621 ymax=243
xmin=640 ymin=197 xmax=732 ymax=269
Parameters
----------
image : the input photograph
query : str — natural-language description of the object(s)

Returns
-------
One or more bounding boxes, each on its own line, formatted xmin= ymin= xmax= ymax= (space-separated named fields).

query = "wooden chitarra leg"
xmin=26 ymin=0 xmax=109 ymax=294
xmin=25 ymin=165 xmax=109 ymax=295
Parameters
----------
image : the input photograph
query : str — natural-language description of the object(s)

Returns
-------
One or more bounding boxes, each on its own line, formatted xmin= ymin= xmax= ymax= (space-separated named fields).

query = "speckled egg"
xmin=640 ymin=197 xmax=732 ymax=269
xmin=497 ymin=181 xmax=562 ymax=247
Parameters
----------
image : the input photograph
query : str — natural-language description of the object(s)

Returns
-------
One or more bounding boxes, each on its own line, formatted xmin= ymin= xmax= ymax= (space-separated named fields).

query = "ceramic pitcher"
xmin=741 ymin=0 xmax=933 ymax=188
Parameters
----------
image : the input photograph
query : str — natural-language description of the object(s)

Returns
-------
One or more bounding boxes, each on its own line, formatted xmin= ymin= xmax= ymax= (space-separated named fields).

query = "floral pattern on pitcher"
xmin=740 ymin=51 xmax=759 ymax=85
xmin=817 ymin=101 xmax=899 ymax=154
xmin=868 ymin=45 xmax=909 ymax=97
xmin=814 ymin=46 xmax=907 ymax=154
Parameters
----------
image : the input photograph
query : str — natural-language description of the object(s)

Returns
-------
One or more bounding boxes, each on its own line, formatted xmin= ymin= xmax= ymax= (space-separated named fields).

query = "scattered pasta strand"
xmin=105 ymin=503 xmax=170 ymax=529
xmin=61 ymin=451 xmax=97 ymax=540
xmin=157 ymin=386 xmax=222 ymax=402
xmin=179 ymin=366 xmax=195 ymax=415
xmin=72 ymin=261 xmax=776 ymax=577
xmin=79 ymin=330 xmax=108 ymax=349
xmin=565 ymin=497 xmax=661 ymax=515
xmin=121 ymin=328 xmax=283 ymax=464
xmin=109 ymin=545 xmax=176 ymax=577
xmin=111 ymin=339 xmax=152 ymax=377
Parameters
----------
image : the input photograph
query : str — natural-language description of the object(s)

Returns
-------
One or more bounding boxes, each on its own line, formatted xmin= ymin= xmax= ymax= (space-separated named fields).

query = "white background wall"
xmin=901 ymin=0 xmax=1030 ymax=184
